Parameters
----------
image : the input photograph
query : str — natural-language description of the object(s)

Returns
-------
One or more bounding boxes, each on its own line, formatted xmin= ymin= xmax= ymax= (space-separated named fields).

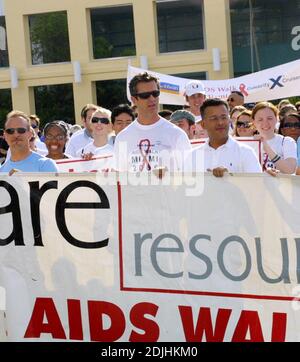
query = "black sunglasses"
xmin=282 ymin=122 xmax=300 ymax=129
xmin=236 ymin=121 xmax=252 ymax=128
xmin=134 ymin=90 xmax=160 ymax=99
xmin=91 ymin=117 xmax=110 ymax=124
xmin=5 ymin=127 xmax=29 ymax=135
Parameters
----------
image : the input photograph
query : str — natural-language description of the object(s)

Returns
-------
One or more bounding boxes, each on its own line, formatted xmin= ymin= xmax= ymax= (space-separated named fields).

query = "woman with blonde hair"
xmin=252 ymin=102 xmax=297 ymax=174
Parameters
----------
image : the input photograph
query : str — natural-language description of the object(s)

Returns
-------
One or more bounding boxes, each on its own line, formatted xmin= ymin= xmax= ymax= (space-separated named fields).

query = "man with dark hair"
xmin=227 ymin=91 xmax=244 ymax=111
xmin=109 ymin=104 xmax=135 ymax=145
xmin=65 ymin=103 xmax=99 ymax=157
xmin=114 ymin=72 xmax=191 ymax=172
xmin=186 ymin=98 xmax=261 ymax=177
xmin=170 ymin=110 xmax=196 ymax=140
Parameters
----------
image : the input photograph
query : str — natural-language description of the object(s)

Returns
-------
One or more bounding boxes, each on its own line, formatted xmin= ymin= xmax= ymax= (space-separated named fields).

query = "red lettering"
xmin=271 ymin=313 xmax=287 ymax=342
xmin=88 ymin=301 xmax=125 ymax=342
xmin=179 ymin=306 xmax=231 ymax=342
xmin=129 ymin=302 xmax=159 ymax=342
xmin=232 ymin=310 xmax=264 ymax=342
xmin=24 ymin=297 xmax=66 ymax=339
xmin=68 ymin=299 xmax=83 ymax=340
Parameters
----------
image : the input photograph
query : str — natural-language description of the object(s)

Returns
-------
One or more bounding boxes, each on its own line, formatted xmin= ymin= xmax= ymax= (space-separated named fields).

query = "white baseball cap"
xmin=185 ymin=80 xmax=206 ymax=97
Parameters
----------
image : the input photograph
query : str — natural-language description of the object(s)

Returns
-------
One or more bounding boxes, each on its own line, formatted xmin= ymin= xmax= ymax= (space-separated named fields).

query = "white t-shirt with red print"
xmin=114 ymin=117 xmax=191 ymax=172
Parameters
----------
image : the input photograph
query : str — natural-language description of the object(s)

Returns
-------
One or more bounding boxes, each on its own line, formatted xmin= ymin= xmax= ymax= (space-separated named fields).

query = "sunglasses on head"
xmin=5 ymin=127 xmax=29 ymax=135
xmin=282 ymin=122 xmax=300 ymax=129
xmin=236 ymin=121 xmax=252 ymax=128
xmin=134 ymin=90 xmax=160 ymax=99
xmin=91 ymin=117 xmax=110 ymax=124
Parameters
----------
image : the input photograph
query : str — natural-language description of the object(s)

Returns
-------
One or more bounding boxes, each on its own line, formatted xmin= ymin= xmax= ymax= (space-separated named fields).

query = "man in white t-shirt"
xmin=114 ymin=72 xmax=191 ymax=172
xmin=65 ymin=104 xmax=98 ymax=157
xmin=185 ymin=98 xmax=262 ymax=177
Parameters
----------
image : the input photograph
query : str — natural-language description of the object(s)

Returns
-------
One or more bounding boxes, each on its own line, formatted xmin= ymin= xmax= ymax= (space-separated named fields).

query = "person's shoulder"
xmin=68 ymin=129 xmax=85 ymax=142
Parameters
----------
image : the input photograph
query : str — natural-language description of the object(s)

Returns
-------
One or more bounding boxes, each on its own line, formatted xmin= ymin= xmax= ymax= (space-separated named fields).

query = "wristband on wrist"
xmin=270 ymin=154 xmax=281 ymax=163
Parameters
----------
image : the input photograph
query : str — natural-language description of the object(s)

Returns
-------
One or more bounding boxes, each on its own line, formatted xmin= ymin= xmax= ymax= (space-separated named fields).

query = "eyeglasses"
xmin=45 ymin=134 xmax=66 ymax=141
xmin=91 ymin=117 xmax=110 ymax=124
xmin=282 ymin=122 xmax=300 ymax=129
xmin=5 ymin=127 xmax=29 ymax=135
xmin=237 ymin=121 xmax=252 ymax=128
xmin=207 ymin=115 xmax=229 ymax=122
xmin=134 ymin=90 xmax=160 ymax=99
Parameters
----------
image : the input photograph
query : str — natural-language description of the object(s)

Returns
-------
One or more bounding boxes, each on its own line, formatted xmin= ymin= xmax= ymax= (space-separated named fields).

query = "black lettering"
xmin=0 ymin=181 xmax=24 ymax=246
xmin=29 ymin=181 xmax=58 ymax=246
xmin=55 ymin=181 xmax=110 ymax=249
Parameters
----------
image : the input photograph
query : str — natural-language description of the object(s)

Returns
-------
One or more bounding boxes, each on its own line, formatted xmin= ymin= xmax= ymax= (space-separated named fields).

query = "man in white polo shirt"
xmin=185 ymin=98 xmax=262 ymax=177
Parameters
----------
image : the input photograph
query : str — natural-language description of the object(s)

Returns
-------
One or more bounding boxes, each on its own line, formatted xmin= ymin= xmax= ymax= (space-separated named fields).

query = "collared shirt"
xmin=185 ymin=136 xmax=262 ymax=173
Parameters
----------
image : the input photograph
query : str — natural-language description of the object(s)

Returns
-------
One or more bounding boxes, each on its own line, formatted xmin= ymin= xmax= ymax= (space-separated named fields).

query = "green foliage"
xmin=30 ymin=11 xmax=71 ymax=64
xmin=0 ymin=89 xmax=12 ymax=129
xmin=96 ymin=79 xmax=128 ymax=110
xmin=93 ymin=36 xmax=114 ymax=59
xmin=34 ymin=84 xmax=75 ymax=128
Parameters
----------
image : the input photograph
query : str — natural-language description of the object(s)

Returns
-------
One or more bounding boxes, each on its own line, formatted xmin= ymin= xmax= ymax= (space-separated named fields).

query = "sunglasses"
xmin=282 ymin=122 xmax=300 ymax=129
xmin=134 ymin=90 xmax=160 ymax=99
xmin=237 ymin=121 xmax=252 ymax=128
xmin=91 ymin=117 xmax=110 ymax=124
xmin=5 ymin=127 xmax=29 ymax=135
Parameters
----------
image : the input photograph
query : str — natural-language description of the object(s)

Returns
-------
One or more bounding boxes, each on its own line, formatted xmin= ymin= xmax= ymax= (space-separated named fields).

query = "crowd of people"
xmin=1 ymin=71 xmax=300 ymax=177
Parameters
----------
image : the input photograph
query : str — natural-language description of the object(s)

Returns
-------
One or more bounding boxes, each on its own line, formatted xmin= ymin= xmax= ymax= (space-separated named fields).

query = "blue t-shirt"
xmin=0 ymin=152 xmax=58 ymax=173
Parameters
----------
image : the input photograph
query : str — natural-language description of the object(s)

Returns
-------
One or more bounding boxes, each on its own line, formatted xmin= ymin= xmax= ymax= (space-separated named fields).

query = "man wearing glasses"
xmin=114 ymin=72 xmax=191 ymax=172
xmin=0 ymin=110 xmax=58 ymax=173
xmin=227 ymin=91 xmax=244 ymax=111
xmin=185 ymin=98 xmax=261 ymax=177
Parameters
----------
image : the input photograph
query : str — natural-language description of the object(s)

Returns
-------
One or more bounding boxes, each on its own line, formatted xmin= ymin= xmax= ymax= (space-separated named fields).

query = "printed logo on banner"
xmin=160 ymin=82 xmax=180 ymax=95
xmin=269 ymin=75 xmax=284 ymax=89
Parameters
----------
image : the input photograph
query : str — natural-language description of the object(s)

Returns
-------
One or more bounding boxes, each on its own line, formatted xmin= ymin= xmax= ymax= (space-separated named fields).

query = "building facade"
xmin=0 ymin=0 xmax=299 ymax=126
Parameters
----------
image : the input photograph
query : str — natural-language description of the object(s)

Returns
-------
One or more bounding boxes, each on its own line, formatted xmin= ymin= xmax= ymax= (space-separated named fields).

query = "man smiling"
xmin=186 ymin=98 xmax=261 ymax=177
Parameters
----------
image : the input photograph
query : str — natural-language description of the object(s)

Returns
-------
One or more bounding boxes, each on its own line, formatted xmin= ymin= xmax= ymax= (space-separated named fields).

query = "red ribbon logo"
xmin=139 ymin=139 xmax=152 ymax=171
xmin=239 ymin=83 xmax=249 ymax=97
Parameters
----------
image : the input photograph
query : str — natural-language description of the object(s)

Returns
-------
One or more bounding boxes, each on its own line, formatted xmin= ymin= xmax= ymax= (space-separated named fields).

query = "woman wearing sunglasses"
xmin=278 ymin=113 xmax=300 ymax=175
xmin=77 ymin=108 xmax=115 ymax=171
xmin=233 ymin=110 xmax=256 ymax=137
xmin=252 ymin=102 xmax=297 ymax=174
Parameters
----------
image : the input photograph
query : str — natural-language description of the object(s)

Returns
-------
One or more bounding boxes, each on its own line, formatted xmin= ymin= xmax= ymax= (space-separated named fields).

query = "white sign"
xmin=1 ymin=173 xmax=300 ymax=341
xmin=127 ymin=59 xmax=300 ymax=104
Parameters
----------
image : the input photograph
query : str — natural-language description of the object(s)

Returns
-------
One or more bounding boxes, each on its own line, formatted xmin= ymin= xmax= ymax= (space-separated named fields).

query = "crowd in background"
xmin=1 ymin=72 xmax=300 ymax=177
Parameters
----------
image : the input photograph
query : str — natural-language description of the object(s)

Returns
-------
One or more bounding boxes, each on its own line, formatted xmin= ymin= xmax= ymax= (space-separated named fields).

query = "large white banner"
xmin=127 ymin=59 xmax=300 ymax=104
xmin=0 ymin=173 xmax=300 ymax=341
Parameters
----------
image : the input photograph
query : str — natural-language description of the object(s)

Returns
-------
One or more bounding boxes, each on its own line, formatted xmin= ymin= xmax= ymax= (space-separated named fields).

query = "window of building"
xmin=91 ymin=6 xmax=136 ymax=59
xmin=156 ymin=0 xmax=204 ymax=53
xmin=0 ymin=89 xmax=12 ymax=128
xmin=0 ymin=16 xmax=9 ymax=68
xmin=230 ymin=0 xmax=300 ymax=76
xmin=29 ymin=11 xmax=71 ymax=65
xmin=96 ymin=79 xmax=128 ymax=110
xmin=34 ymin=84 xmax=75 ymax=127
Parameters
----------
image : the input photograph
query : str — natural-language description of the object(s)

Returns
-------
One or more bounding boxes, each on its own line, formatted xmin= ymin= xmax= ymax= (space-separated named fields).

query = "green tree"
xmin=29 ymin=11 xmax=71 ymax=65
